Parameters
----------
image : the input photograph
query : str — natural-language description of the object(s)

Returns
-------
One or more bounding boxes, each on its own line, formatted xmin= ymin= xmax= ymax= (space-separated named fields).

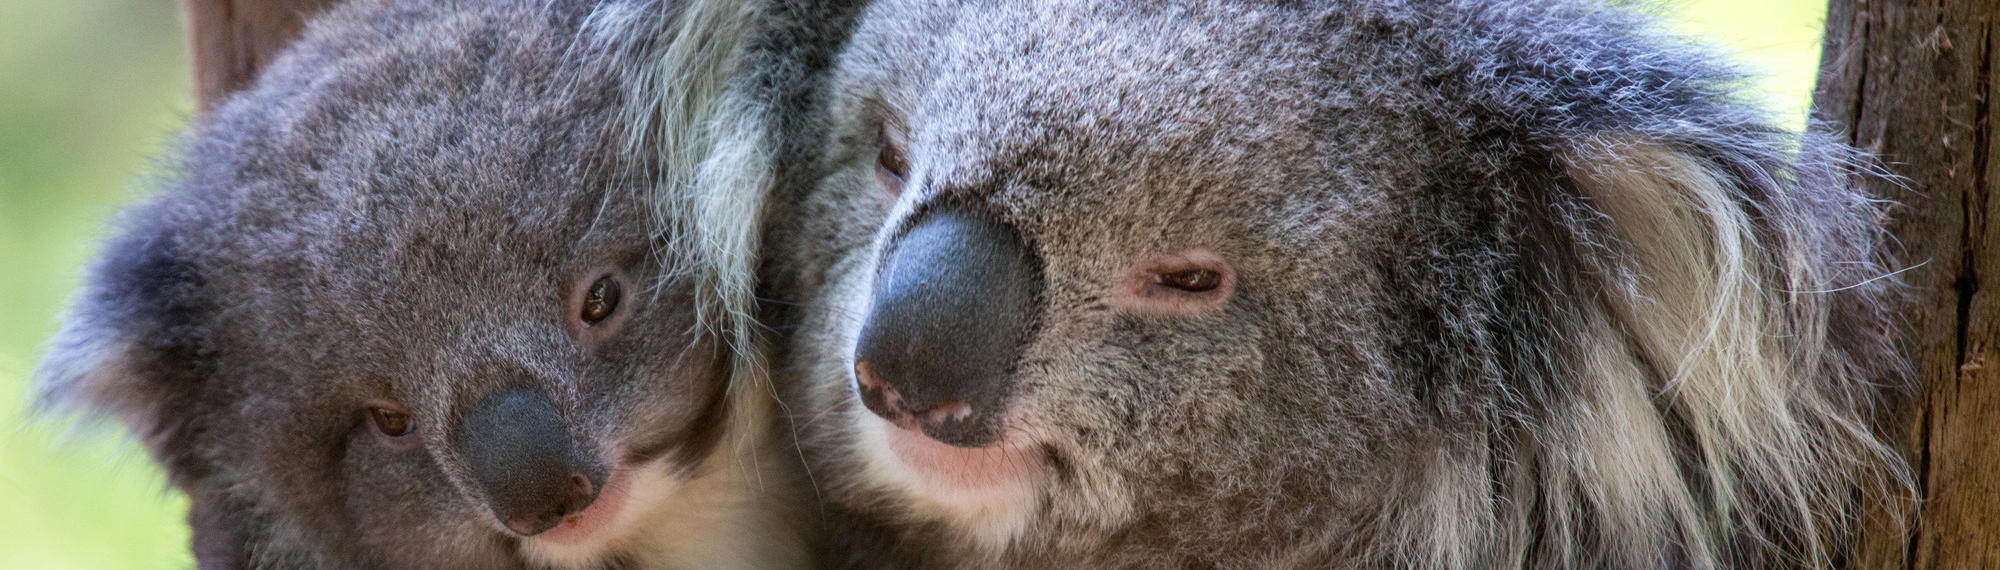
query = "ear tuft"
xmin=1524 ymin=135 xmax=1905 ymax=568
xmin=35 ymin=222 xmax=214 ymax=478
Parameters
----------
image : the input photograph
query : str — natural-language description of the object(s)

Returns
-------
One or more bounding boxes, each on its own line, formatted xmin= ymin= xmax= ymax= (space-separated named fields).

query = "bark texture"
xmin=183 ymin=0 xmax=339 ymax=107
xmin=1817 ymin=0 xmax=2000 ymax=568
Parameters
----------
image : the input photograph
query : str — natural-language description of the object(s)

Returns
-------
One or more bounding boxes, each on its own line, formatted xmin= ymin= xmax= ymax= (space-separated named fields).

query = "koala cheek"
xmin=339 ymin=446 xmax=513 ymax=568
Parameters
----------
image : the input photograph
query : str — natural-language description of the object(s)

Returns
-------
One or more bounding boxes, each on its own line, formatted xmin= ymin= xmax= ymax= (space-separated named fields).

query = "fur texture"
xmin=36 ymin=0 xmax=804 ymax=568
xmin=733 ymin=0 xmax=1914 ymax=567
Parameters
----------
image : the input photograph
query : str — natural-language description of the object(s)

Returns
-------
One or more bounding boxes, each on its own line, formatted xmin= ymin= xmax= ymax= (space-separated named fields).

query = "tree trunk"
xmin=1817 ymin=1 xmax=2000 ymax=568
xmin=182 ymin=0 xmax=340 ymax=108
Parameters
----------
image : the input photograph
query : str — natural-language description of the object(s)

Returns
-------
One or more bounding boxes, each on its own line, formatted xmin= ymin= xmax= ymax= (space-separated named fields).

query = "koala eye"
xmin=1115 ymin=250 xmax=1236 ymax=316
xmin=1156 ymin=269 xmax=1222 ymax=292
xmin=879 ymin=144 xmax=909 ymax=182
xmin=876 ymin=125 xmax=909 ymax=197
xmin=580 ymin=276 xmax=621 ymax=325
xmin=369 ymin=407 xmax=414 ymax=438
xmin=568 ymin=269 xmax=634 ymax=341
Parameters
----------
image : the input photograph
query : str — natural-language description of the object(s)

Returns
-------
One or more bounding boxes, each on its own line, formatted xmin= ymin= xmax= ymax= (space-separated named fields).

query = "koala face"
xmin=797 ymin=3 xmax=1416 ymax=563
xmin=38 ymin=2 xmax=739 ymax=568
xmin=773 ymin=0 xmax=1903 ymax=567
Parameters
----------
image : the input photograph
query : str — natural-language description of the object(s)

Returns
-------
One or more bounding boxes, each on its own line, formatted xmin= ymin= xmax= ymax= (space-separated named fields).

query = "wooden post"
xmin=1816 ymin=0 xmax=2000 ymax=568
xmin=182 ymin=0 xmax=340 ymax=108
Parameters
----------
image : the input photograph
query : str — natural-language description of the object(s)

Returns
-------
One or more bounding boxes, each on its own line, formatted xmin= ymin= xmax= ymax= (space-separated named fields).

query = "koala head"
xmin=36 ymin=2 xmax=738 ymax=568
xmin=778 ymin=0 xmax=1905 ymax=567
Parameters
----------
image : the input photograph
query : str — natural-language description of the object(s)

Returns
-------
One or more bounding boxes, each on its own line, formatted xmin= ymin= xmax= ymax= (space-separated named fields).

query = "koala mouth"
xmin=514 ymin=458 xmax=685 ymax=567
xmin=862 ymin=405 xmax=1045 ymax=492
xmin=527 ymin=465 xmax=632 ymax=545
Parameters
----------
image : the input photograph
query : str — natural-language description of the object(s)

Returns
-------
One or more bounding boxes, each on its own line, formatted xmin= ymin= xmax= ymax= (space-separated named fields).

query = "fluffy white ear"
xmin=594 ymin=0 xmax=764 ymax=357
xmin=592 ymin=0 xmax=770 ymax=439
xmin=1562 ymin=140 xmax=1788 ymax=426
xmin=1524 ymin=136 xmax=1902 ymax=569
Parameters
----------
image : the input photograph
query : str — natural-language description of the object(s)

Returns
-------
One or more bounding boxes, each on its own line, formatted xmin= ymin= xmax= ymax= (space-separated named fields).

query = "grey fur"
xmin=36 ymin=0 xmax=802 ymax=568
xmin=735 ymin=0 xmax=1914 ymax=567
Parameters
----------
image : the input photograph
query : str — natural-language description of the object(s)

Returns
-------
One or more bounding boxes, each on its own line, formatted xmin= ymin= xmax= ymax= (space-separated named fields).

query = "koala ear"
xmin=38 ymin=222 xmax=246 ymax=568
xmin=185 ymin=487 xmax=250 ymax=569
xmin=1555 ymin=138 xmax=1793 ymax=405
xmin=35 ymin=222 xmax=215 ymax=484
xmin=1532 ymin=135 xmax=1894 ymax=565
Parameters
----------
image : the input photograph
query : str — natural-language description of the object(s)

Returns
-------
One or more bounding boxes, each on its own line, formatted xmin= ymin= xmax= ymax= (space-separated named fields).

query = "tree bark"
xmin=1817 ymin=1 xmax=2000 ymax=568
xmin=183 ymin=0 xmax=340 ymax=108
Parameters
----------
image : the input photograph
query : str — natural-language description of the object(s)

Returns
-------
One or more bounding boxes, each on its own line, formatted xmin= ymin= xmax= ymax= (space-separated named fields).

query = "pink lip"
xmin=883 ymin=420 xmax=1042 ymax=489
xmin=529 ymin=466 xmax=631 ymax=545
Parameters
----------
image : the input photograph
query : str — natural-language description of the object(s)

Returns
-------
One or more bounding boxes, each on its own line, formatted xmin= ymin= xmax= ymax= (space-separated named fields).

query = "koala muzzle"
xmin=855 ymin=208 xmax=1039 ymax=448
xmin=459 ymin=386 xmax=604 ymax=536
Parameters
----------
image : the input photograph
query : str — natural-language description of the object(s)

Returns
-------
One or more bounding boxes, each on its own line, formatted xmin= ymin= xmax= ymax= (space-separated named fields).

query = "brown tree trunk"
xmin=182 ymin=0 xmax=340 ymax=108
xmin=1817 ymin=0 xmax=2000 ymax=568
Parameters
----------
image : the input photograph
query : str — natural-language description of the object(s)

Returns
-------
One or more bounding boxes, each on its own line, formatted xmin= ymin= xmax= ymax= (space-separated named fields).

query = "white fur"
xmin=1384 ymin=139 xmax=1908 ymax=569
xmin=583 ymin=2 xmax=810 ymax=567
xmin=1392 ymin=139 xmax=1906 ymax=569
xmin=521 ymin=395 xmax=806 ymax=569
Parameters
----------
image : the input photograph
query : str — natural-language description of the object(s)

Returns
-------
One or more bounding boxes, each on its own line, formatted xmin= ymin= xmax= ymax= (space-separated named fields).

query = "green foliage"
xmin=0 ymin=0 xmax=1830 ymax=566
xmin=0 ymin=0 xmax=196 ymax=567
xmin=1666 ymin=0 xmax=1832 ymax=128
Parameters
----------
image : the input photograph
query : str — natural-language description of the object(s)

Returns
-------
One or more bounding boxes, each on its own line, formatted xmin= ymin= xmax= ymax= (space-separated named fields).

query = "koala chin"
xmin=750 ymin=0 xmax=1914 ymax=568
xmin=35 ymin=0 xmax=803 ymax=568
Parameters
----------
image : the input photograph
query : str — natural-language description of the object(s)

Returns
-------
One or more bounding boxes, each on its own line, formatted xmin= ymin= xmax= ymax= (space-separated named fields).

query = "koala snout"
xmin=855 ymin=208 xmax=1038 ymax=448
xmin=458 ymin=385 xmax=604 ymax=536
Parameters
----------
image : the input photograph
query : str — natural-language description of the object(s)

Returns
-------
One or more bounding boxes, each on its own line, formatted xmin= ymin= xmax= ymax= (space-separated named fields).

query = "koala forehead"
xmin=198 ymin=25 xmax=640 ymax=253
xmin=861 ymin=0 xmax=1449 ymax=256
xmin=149 ymin=0 xmax=659 ymax=378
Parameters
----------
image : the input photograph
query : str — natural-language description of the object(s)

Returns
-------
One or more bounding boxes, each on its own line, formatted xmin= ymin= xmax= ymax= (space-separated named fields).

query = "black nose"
xmin=854 ymin=208 xmax=1039 ymax=447
xmin=458 ymin=386 xmax=603 ymax=536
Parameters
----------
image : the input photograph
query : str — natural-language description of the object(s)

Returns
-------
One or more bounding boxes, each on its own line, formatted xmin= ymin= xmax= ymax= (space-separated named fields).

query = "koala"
xmin=738 ymin=0 xmax=1914 ymax=567
xmin=34 ymin=0 xmax=805 ymax=568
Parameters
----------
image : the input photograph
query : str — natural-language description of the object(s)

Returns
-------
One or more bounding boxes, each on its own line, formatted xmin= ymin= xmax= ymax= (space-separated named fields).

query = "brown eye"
xmin=878 ymin=142 xmax=910 ymax=182
xmin=1157 ymin=269 xmax=1222 ymax=292
xmin=1117 ymin=251 xmax=1234 ymax=315
xmin=370 ymin=407 xmax=413 ymax=438
xmin=581 ymin=276 xmax=620 ymax=324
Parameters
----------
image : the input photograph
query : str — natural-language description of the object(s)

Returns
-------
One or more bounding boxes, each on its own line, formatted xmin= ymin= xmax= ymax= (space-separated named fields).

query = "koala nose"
xmin=854 ymin=208 xmax=1039 ymax=448
xmin=458 ymin=385 xmax=603 ymax=536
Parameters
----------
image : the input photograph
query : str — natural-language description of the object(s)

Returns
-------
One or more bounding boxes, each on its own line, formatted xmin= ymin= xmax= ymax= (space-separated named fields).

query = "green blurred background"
xmin=0 ymin=0 xmax=1833 ymax=567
